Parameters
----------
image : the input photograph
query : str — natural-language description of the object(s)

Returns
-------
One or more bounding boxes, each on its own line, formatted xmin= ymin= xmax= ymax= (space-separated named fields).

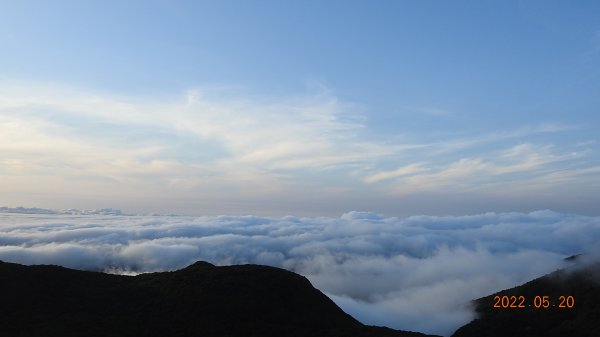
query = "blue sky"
xmin=1 ymin=0 xmax=599 ymax=216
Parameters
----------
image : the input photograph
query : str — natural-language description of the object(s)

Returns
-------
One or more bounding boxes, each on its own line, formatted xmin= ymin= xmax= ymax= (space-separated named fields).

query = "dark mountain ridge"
xmin=0 ymin=260 xmax=438 ymax=337
xmin=451 ymin=261 xmax=600 ymax=337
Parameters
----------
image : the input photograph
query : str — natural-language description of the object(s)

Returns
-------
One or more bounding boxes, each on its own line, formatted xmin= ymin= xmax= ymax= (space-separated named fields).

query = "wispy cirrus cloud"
xmin=364 ymin=163 xmax=429 ymax=183
xmin=0 ymin=82 xmax=388 ymax=171
xmin=365 ymin=143 xmax=582 ymax=196
xmin=1 ymin=82 xmax=381 ymax=205
xmin=0 ymin=81 xmax=597 ymax=215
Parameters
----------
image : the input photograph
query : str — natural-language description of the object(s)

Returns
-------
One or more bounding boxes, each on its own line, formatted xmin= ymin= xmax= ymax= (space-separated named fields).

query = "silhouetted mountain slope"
xmin=0 ymin=260 xmax=439 ymax=337
xmin=451 ymin=263 xmax=600 ymax=337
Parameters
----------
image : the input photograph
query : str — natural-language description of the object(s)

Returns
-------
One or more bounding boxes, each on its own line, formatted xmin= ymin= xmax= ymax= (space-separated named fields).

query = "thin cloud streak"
xmin=385 ymin=143 xmax=579 ymax=195
xmin=364 ymin=163 xmax=428 ymax=183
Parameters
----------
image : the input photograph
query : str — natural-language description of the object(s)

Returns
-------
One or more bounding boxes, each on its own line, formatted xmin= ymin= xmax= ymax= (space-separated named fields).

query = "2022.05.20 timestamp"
xmin=493 ymin=295 xmax=574 ymax=309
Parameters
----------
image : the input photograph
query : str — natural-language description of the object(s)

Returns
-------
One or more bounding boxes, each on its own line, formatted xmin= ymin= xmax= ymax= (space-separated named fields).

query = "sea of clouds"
xmin=1 ymin=208 xmax=599 ymax=336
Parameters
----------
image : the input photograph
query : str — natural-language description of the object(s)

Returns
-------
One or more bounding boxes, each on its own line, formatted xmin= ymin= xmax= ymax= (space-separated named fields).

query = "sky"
xmin=1 ymin=0 xmax=600 ymax=216
xmin=1 ymin=208 xmax=599 ymax=336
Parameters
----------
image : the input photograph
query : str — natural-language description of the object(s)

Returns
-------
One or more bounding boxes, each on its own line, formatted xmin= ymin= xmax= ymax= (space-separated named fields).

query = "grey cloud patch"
xmin=1 ymin=210 xmax=599 ymax=336
xmin=0 ymin=207 xmax=128 ymax=215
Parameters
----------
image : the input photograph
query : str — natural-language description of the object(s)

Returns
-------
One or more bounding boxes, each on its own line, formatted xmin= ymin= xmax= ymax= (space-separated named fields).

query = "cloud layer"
xmin=1 ymin=209 xmax=599 ymax=335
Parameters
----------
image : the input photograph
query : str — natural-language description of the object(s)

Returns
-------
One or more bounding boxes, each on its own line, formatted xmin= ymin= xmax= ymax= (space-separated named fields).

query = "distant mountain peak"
xmin=181 ymin=260 xmax=216 ymax=270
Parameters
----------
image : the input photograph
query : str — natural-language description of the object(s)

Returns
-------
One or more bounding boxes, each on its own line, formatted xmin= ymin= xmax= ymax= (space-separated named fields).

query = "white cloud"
xmin=0 ymin=82 xmax=394 ymax=203
xmin=385 ymin=143 xmax=577 ymax=195
xmin=0 ymin=81 xmax=598 ymax=215
xmin=1 ymin=209 xmax=598 ymax=336
xmin=364 ymin=163 xmax=428 ymax=183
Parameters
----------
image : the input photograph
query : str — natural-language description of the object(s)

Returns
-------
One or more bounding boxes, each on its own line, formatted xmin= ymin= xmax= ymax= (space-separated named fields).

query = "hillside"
xmin=0 ymin=260 xmax=438 ymax=337
xmin=451 ymin=262 xmax=600 ymax=337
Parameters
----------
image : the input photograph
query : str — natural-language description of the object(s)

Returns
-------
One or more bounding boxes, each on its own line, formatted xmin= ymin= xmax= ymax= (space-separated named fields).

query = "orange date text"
xmin=493 ymin=295 xmax=574 ymax=309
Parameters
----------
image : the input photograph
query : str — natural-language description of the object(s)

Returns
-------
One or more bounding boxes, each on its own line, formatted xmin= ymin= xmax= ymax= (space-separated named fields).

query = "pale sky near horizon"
xmin=1 ymin=0 xmax=599 ymax=216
